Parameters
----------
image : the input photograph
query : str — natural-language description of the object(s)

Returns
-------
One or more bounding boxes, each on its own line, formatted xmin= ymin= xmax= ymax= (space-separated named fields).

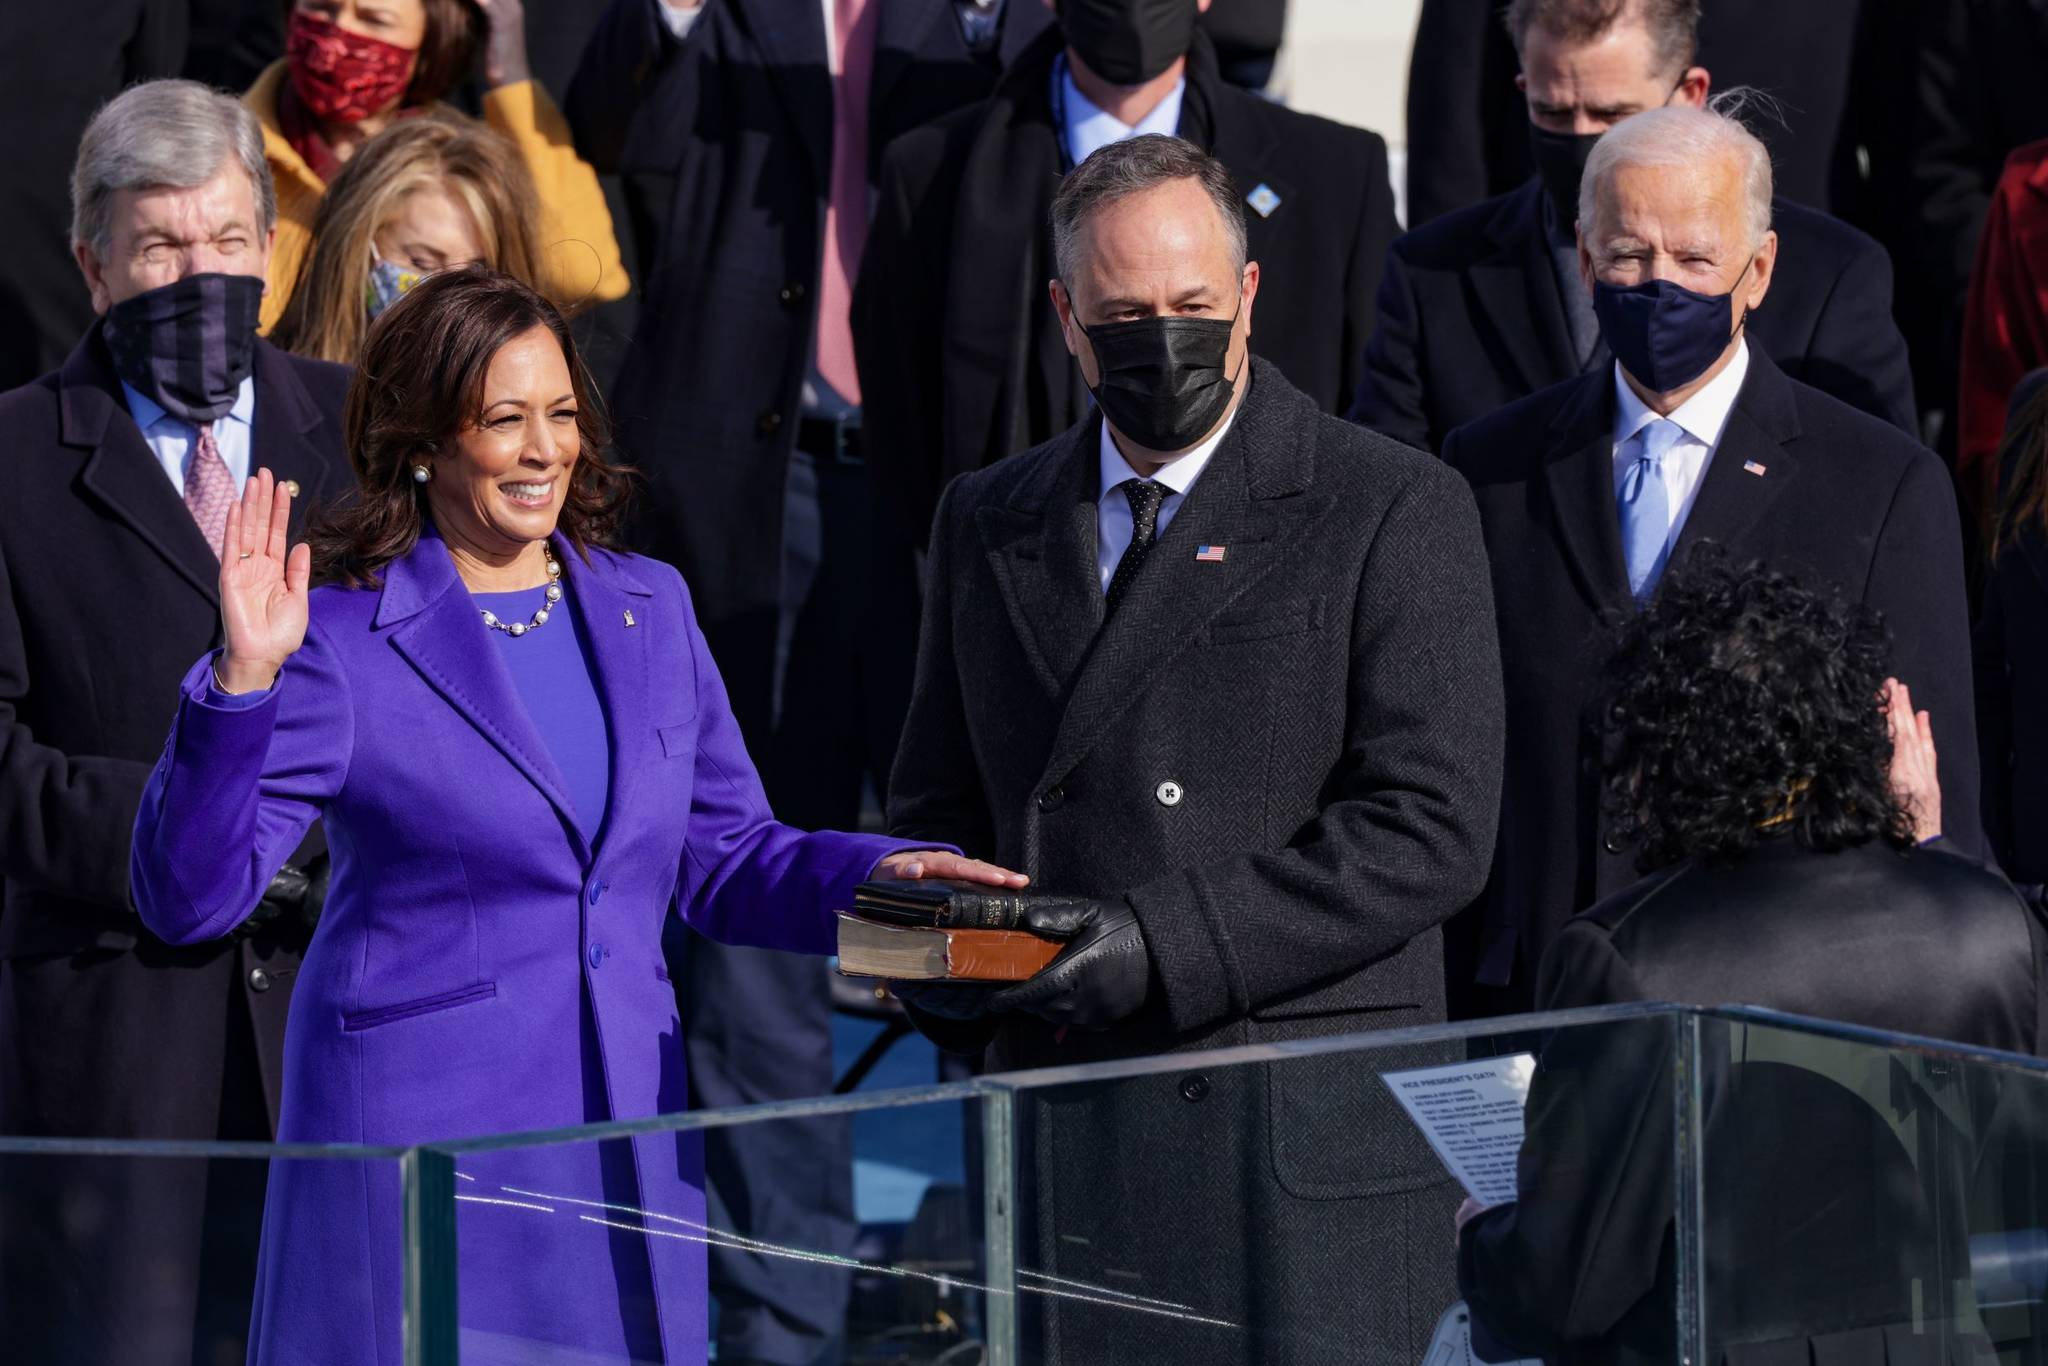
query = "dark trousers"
xmin=0 ymin=941 xmax=272 ymax=1366
xmin=674 ymin=445 xmax=914 ymax=1364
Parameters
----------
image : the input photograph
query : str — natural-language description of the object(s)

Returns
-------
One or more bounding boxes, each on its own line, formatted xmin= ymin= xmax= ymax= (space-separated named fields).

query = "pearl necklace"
xmin=479 ymin=552 xmax=565 ymax=638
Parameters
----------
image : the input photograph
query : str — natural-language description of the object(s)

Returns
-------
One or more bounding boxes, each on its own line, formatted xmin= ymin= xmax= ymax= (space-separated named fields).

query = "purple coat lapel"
xmin=375 ymin=529 xmax=589 ymax=859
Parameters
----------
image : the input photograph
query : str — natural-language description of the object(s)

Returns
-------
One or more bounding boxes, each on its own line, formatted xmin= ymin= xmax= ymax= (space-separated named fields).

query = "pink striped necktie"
xmin=185 ymin=422 xmax=236 ymax=559
xmin=815 ymin=0 xmax=877 ymax=405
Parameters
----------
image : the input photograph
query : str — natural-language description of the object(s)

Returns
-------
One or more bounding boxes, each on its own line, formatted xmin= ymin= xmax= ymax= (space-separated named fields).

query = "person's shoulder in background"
xmin=1386 ymin=179 xmax=1538 ymax=273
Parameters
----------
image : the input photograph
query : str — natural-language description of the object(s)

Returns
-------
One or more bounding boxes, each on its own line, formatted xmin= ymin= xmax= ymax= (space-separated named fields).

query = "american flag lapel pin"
xmin=1195 ymin=545 xmax=1228 ymax=563
xmin=624 ymin=609 xmax=636 ymax=627
xmin=1742 ymin=460 xmax=1768 ymax=477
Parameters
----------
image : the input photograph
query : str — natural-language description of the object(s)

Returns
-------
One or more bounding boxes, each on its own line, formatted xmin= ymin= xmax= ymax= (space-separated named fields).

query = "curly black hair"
xmin=1601 ymin=551 xmax=1913 ymax=871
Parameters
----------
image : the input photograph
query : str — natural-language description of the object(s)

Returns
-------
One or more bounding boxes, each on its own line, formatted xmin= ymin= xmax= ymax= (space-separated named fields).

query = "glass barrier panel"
xmin=0 ymin=1140 xmax=420 ymax=1364
xmin=992 ymin=1010 xmax=1682 ymax=1366
xmin=1691 ymin=1012 xmax=2048 ymax=1366
xmin=433 ymin=1088 xmax=996 ymax=1365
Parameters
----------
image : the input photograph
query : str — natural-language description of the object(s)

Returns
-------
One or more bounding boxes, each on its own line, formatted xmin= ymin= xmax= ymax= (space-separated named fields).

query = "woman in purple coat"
xmin=130 ymin=269 xmax=1023 ymax=1365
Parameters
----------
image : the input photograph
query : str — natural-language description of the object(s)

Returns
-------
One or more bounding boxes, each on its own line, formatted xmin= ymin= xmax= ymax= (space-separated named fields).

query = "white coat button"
xmin=1155 ymin=780 xmax=1183 ymax=807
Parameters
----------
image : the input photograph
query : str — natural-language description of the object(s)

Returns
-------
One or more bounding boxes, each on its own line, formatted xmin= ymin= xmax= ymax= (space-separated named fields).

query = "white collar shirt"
xmin=1060 ymin=57 xmax=1186 ymax=168
xmin=1096 ymin=406 xmax=1236 ymax=592
xmin=1610 ymin=337 xmax=1751 ymax=550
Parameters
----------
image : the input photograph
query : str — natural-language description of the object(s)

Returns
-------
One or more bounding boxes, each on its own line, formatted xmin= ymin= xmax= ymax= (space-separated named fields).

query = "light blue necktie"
xmin=1620 ymin=418 xmax=1683 ymax=601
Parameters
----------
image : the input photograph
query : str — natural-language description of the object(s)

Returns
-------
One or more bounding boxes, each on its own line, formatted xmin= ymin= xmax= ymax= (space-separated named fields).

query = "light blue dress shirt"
xmin=1057 ymin=54 xmax=1187 ymax=168
xmin=121 ymin=375 xmax=255 ymax=499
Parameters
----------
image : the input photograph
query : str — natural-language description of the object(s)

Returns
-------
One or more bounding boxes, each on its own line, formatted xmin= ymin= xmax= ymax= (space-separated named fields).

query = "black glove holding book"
xmin=845 ymin=880 xmax=1152 ymax=1031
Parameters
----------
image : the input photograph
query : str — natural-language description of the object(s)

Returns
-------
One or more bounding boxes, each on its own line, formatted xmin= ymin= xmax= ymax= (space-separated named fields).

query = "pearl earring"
xmin=412 ymin=465 xmax=431 ymax=484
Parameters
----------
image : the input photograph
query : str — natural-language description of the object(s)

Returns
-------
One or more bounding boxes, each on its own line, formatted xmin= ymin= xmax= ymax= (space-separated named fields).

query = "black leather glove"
xmin=232 ymin=856 xmax=330 ymax=942
xmin=986 ymin=896 xmax=1152 ymax=1030
xmin=889 ymin=980 xmax=1002 ymax=1021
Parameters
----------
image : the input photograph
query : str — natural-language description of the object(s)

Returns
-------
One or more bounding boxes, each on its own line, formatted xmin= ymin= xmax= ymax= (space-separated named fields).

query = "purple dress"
xmin=130 ymin=530 xmax=932 ymax=1365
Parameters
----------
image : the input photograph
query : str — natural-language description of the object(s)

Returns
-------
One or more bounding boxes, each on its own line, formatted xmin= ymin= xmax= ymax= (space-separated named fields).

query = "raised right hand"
xmin=216 ymin=468 xmax=311 ymax=694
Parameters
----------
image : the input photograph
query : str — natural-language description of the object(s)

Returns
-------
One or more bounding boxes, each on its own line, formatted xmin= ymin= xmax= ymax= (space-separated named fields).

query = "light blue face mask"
xmin=365 ymin=254 xmax=424 ymax=321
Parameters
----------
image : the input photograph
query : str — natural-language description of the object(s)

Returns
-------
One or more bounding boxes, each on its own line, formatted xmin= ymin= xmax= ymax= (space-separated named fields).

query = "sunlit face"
xmin=296 ymin=0 xmax=428 ymax=50
xmin=425 ymin=325 xmax=582 ymax=558
xmin=1048 ymin=176 xmax=1260 ymax=458
xmin=1578 ymin=158 xmax=1778 ymax=378
xmin=74 ymin=161 xmax=274 ymax=314
xmin=373 ymin=184 xmax=485 ymax=272
xmin=1518 ymin=20 xmax=1706 ymax=135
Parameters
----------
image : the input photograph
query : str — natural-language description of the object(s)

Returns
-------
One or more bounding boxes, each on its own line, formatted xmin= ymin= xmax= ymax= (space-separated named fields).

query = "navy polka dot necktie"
xmin=1105 ymin=479 xmax=1166 ymax=616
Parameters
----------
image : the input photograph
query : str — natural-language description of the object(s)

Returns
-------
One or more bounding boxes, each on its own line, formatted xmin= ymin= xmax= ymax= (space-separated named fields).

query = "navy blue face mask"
xmin=1591 ymin=256 xmax=1753 ymax=393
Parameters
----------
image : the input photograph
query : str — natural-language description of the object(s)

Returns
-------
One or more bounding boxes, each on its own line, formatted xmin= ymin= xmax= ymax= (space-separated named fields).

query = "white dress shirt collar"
xmin=1097 ymin=406 xmax=1234 ymax=500
xmin=1611 ymin=337 xmax=1750 ymax=453
xmin=1059 ymin=56 xmax=1186 ymax=168
xmin=1094 ymin=402 xmax=1238 ymax=592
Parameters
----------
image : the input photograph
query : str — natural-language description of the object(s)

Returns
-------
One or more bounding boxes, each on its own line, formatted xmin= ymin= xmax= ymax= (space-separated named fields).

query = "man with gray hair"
xmin=887 ymin=132 xmax=1506 ymax=1361
xmin=0 ymin=79 xmax=348 ymax=1363
xmin=1444 ymin=102 xmax=1978 ymax=1015
xmin=1354 ymin=0 xmax=1914 ymax=455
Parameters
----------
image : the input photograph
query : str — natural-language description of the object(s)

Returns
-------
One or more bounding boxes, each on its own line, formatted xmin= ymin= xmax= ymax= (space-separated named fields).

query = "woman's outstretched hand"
xmin=216 ymin=469 xmax=311 ymax=695
xmin=872 ymin=851 xmax=1029 ymax=888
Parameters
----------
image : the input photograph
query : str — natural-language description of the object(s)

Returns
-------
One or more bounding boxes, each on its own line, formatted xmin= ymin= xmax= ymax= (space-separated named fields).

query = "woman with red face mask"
xmin=245 ymin=0 xmax=627 ymax=333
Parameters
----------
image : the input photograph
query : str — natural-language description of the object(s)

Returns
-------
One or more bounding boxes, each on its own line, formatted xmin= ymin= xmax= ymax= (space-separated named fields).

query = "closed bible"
xmin=834 ymin=913 xmax=1062 ymax=982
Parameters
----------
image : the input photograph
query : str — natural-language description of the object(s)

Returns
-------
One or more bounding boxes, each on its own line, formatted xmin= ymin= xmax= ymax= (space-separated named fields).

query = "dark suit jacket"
xmin=1461 ymin=838 xmax=2046 ymax=1362
xmin=855 ymin=26 xmax=1401 ymax=546
xmin=565 ymin=0 xmax=1049 ymax=714
xmin=0 ymin=332 xmax=346 ymax=992
xmin=1351 ymin=178 xmax=1917 ymax=453
xmin=0 ymin=331 xmax=347 ymax=1360
xmin=1444 ymin=349 xmax=1980 ymax=1003
xmin=1402 ymin=0 xmax=1872 ymax=228
xmin=889 ymin=359 xmax=1505 ymax=1360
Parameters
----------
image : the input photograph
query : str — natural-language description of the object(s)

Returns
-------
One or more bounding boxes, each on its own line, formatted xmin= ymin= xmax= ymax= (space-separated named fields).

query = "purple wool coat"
xmin=131 ymin=531 xmax=925 ymax=1365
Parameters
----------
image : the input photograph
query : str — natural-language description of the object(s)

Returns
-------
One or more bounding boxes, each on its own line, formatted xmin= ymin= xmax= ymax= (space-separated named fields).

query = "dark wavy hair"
xmin=309 ymin=266 xmax=631 ymax=587
xmin=1601 ymin=552 xmax=1912 ymax=871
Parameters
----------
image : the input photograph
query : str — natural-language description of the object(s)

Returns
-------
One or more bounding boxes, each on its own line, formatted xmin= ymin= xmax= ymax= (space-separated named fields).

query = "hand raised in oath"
xmin=216 ymin=469 xmax=312 ymax=695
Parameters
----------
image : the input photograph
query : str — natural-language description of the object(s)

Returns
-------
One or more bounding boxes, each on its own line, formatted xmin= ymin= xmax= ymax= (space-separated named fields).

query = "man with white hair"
xmin=1443 ymin=102 xmax=1978 ymax=1016
xmin=1353 ymin=0 xmax=1915 ymax=455
xmin=0 ymin=80 xmax=349 ymax=1362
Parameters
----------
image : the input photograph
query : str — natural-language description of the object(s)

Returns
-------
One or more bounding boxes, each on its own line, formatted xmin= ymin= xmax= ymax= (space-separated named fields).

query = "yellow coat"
xmin=245 ymin=61 xmax=630 ymax=333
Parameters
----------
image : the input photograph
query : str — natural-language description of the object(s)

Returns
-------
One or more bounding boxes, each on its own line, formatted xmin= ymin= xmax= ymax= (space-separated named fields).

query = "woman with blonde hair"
xmin=245 ymin=0 xmax=626 ymax=331
xmin=272 ymin=113 xmax=548 ymax=363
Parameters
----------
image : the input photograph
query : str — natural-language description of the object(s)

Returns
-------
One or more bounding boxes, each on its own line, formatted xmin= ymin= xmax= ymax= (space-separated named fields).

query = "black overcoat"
xmin=1463 ymin=838 xmax=2047 ymax=1362
xmin=889 ymin=360 xmax=1507 ymax=1362
xmin=0 ymin=332 xmax=348 ymax=1361
xmin=565 ymin=0 xmax=1051 ymax=710
xmin=855 ymin=26 xmax=1401 ymax=547
xmin=1351 ymin=178 xmax=1918 ymax=453
xmin=1444 ymin=349 xmax=1980 ymax=1006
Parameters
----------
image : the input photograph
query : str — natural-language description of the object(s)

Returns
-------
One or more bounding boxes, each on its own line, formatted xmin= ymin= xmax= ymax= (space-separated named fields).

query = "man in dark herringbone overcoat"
xmin=888 ymin=134 xmax=1507 ymax=1364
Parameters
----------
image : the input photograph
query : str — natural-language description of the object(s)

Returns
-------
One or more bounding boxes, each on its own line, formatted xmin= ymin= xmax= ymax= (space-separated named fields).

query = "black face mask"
xmin=102 ymin=272 xmax=263 ymax=424
xmin=1081 ymin=306 xmax=1242 ymax=453
xmin=1057 ymin=0 xmax=1197 ymax=86
xmin=1529 ymin=124 xmax=1600 ymax=231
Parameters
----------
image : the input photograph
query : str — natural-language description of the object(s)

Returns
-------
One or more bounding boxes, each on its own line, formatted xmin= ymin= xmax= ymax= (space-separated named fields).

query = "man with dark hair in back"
xmin=887 ymin=133 xmax=1506 ymax=1363
xmin=1356 ymin=0 xmax=1914 ymax=454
